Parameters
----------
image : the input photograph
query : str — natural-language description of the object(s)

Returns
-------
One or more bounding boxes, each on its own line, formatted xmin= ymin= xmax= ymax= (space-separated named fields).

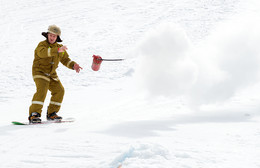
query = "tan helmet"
xmin=48 ymin=25 xmax=61 ymax=36
xmin=42 ymin=25 xmax=62 ymax=42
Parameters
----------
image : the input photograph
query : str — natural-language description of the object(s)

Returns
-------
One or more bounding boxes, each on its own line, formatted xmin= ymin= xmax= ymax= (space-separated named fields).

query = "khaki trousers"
xmin=29 ymin=78 xmax=64 ymax=116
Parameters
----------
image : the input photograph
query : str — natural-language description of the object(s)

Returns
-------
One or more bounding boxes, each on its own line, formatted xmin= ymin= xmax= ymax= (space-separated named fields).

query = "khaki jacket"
xmin=32 ymin=40 xmax=76 ymax=82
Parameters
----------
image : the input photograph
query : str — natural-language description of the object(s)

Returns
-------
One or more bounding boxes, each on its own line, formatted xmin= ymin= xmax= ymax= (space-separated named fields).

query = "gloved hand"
xmin=58 ymin=46 xmax=68 ymax=53
xmin=73 ymin=63 xmax=83 ymax=73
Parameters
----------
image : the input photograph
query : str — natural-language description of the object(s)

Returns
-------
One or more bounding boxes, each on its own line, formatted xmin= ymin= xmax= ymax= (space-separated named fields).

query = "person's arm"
xmin=35 ymin=42 xmax=59 ymax=58
xmin=59 ymin=46 xmax=83 ymax=73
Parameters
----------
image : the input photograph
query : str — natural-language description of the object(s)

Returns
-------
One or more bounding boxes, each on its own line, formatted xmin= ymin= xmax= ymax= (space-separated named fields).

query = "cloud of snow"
xmin=134 ymin=14 xmax=260 ymax=109
xmin=189 ymin=14 xmax=260 ymax=106
xmin=134 ymin=23 xmax=197 ymax=97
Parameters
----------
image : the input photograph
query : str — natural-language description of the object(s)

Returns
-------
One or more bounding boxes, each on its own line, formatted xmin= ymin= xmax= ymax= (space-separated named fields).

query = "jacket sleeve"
xmin=35 ymin=42 xmax=59 ymax=58
xmin=60 ymin=51 xmax=76 ymax=70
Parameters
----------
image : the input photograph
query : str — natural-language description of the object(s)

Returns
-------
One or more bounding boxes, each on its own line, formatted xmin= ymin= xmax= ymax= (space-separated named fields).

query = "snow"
xmin=1 ymin=0 xmax=260 ymax=167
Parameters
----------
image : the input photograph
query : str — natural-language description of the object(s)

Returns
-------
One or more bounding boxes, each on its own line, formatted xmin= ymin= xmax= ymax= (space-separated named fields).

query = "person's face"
xmin=47 ymin=33 xmax=57 ymax=44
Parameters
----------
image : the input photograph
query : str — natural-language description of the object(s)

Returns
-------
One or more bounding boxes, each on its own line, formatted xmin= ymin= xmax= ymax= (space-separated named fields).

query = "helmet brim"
xmin=42 ymin=32 xmax=62 ymax=42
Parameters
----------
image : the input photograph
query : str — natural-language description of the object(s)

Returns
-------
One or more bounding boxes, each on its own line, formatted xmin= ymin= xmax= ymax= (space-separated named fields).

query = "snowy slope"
xmin=1 ymin=0 xmax=260 ymax=168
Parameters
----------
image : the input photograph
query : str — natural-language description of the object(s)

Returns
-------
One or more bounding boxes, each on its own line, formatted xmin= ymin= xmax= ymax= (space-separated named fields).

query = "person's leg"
xmin=29 ymin=78 xmax=49 ymax=116
xmin=47 ymin=79 xmax=65 ymax=115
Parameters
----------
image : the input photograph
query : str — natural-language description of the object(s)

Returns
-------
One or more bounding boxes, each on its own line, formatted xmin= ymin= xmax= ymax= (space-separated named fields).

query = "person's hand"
xmin=58 ymin=46 xmax=68 ymax=53
xmin=73 ymin=63 xmax=83 ymax=73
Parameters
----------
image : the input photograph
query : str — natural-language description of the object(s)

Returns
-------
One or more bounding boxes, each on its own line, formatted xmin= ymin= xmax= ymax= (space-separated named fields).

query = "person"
xmin=28 ymin=25 xmax=82 ymax=123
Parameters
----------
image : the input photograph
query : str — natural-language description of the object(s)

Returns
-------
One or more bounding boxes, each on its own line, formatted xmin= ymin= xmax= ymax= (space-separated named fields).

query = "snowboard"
xmin=12 ymin=119 xmax=74 ymax=125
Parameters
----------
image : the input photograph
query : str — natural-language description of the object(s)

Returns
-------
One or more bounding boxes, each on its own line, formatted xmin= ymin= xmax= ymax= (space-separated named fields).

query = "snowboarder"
xmin=28 ymin=25 xmax=82 ymax=123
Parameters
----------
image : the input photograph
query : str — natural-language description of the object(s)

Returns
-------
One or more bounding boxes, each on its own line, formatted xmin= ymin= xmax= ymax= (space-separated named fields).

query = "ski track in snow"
xmin=1 ymin=0 xmax=260 ymax=168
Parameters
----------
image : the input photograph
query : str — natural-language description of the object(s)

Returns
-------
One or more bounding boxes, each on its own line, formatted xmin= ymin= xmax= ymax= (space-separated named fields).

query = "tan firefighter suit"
xmin=29 ymin=40 xmax=76 ymax=116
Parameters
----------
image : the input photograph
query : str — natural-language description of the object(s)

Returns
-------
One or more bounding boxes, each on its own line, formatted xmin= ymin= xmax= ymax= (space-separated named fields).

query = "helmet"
xmin=48 ymin=25 xmax=61 ymax=36
xmin=42 ymin=25 xmax=62 ymax=42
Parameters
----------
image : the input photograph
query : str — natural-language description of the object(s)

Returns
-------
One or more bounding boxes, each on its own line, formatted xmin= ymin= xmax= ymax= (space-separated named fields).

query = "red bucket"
xmin=91 ymin=55 xmax=103 ymax=71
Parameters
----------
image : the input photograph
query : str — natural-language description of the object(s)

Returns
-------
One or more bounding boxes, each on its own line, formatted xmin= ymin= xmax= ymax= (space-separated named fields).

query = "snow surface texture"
xmin=1 ymin=0 xmax=260 ymax=167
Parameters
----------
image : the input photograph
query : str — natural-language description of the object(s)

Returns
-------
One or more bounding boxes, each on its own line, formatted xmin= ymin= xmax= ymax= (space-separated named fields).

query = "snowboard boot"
xmin=28 ymin=112 xmax=41 ymax=123
xmin=47 ymin=112 xmax=62 ymax=121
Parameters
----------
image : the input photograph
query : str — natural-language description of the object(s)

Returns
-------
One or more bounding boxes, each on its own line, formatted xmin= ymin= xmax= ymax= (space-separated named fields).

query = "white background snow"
xmin=0 ymin=0 xmax=260 ymax=167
